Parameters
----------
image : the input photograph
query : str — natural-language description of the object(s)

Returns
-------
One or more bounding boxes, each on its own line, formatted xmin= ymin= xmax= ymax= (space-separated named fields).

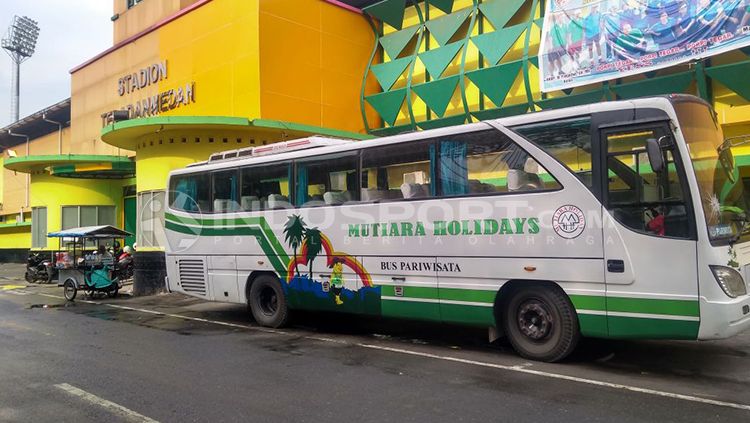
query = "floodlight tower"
xmin=2 ymin=16 xmax=40 ymax=123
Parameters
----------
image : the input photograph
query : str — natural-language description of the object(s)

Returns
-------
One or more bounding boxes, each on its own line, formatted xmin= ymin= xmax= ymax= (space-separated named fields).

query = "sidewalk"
xmin=0 ymin=262 xmax=134 ymax=296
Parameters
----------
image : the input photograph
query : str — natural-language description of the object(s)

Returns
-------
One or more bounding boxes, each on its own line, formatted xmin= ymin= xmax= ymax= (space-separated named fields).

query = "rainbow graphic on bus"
xmin=283 ymin=215 xmax=380 ymax=313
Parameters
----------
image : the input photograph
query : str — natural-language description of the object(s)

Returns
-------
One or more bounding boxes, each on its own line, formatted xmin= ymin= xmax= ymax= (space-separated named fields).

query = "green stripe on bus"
xmin=570 ymin=295 xmax=698 ymax=317
xmin=607 ymin=316 xmax=699 ymax=339
xmin=381 ymin=285 xmax=495 ymax=303
xmin=165 ymin=213 xmax=290 ymax=263
xmin=440 ymin=303 xmax=494 ymax=326
xmin=578 ymin=314 xmax=608 ymax=338
xmin=606 ymin=296 xmax=699 ymax=317
xmin=165 ymin=221 xmax=288 ymax=277
xmin=382 ymin=300 xmax=442 ymax=322
xmin=569 ymin=294 xmax=607 ymax=311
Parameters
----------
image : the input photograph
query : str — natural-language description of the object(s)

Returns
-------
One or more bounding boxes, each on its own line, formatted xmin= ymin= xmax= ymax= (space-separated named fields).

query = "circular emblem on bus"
xmin=552 ymin=205 xmax=586 ymax=239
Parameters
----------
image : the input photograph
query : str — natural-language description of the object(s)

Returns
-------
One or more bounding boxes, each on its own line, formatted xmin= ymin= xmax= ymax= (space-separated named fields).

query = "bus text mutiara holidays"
xmin=347 ymin=218 xmax=540 ymax=238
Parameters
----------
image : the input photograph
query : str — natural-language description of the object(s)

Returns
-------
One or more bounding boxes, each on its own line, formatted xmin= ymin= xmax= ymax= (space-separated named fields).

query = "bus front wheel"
xmin=502 ymin=284 xmax=579 ymax=362
xmin=248 ymin=275 xmax=289 ymax=328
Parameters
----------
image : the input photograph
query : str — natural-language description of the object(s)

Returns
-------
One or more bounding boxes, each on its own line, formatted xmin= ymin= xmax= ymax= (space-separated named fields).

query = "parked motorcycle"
xmin=25 ymin=252 xmax=55 ymax=284
xmin=115 ymin=247 xmax=134 ymax=281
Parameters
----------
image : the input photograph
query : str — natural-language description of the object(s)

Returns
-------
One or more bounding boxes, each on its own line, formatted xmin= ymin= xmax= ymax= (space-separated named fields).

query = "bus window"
xmin=212 ymin=170 xmax=239 ymax=213
xmin=604 ymin=126 xmax=690 ymax=238
xmin=362 ymin=141 xmax=434 ymax=201
xmin=296 ymin=153 xmax=359 ymax=207
xmin=240 ymin=163 xmax=292 ymax=211
xmin=436 ymin=130 xmax=560 ymax=196
xmin=514 ymin=118 xmax=593 ymax=188
xmin=169 ymin=173 xmax=211 ymax=213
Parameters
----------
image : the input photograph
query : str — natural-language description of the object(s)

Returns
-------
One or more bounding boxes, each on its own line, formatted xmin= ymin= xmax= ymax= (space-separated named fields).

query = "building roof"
xmin=0 ymin=98 xmax=71 ymax=149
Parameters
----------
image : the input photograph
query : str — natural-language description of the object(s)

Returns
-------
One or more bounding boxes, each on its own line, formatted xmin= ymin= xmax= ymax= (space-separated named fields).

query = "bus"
xmin=164 ymin=95 xmax=750 ymax=362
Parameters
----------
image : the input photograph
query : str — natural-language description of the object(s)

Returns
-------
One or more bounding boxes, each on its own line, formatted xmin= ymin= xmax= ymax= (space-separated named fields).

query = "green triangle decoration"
xmin=412 ymin=75 xmax=460 ymax=117
xmin=611 ymin=73 xmax=693 ymax=100
xmin=427 ymin=0 xmax=454 ymax=14
xmin=424 ymin=7 xmax=472 ymax=46
xmin=471 ymin=24 xmax=526 ymax=66
xmin=366 ymin=88 xmax=408 ymax=126
xmin=478 ymin=0 xmax=525 ymax=30
xmin=371 ymin=56 xmax=413 ymax=91
xmin=417 ymin=114 xmax=467 ymax=130
xmin=418 ymin=41 xmax=463 ymax=79
xmin=533 ymin=17 xmax=544 ymax=30
xmin=380 ymin=26 xmax=421 ymax=59
xmin=465 ymin=60 xmax=523 ymax=107
xmin=363 ymin=0 xmax=407 ymax=30
xmin=706 ymin=62 xmax=750 ymax=103
xmin=528 ymin=55 xmax=539 ymax=69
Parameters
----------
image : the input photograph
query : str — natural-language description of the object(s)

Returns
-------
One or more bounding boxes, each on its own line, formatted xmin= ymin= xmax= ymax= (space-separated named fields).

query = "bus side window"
xmin=296 ymin=153 xmax=359 ymax=207
xmin=169 ymin=173 xmax=210 ymax=213
xmin=604 ymin=127 xmax=690 ymax=238
xmin=240 ymin=163 xmax=292 ymax=211
xmin=212 ymin=169 xmax=239 ymax=213
xmin=436 ymin=130 xmax=560 ymax=196
xmin=514 ymin=118 xmax=594 ymax=189
xmin=361 ymin=141 xmax=435 ymax=201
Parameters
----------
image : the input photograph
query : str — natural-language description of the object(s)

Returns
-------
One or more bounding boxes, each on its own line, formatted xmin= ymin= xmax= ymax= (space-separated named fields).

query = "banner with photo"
xmin=539 ymin=0 xmax=750 ymax=92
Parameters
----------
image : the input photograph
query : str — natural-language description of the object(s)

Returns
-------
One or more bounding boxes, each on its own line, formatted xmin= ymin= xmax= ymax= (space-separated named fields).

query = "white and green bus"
xmin=165 ymin=95 xmax=750 ymax=362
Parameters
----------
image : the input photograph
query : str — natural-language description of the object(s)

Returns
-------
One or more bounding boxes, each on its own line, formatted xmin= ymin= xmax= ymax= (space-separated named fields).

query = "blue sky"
xmin=0 ymin=0 xmax=112 ymax=127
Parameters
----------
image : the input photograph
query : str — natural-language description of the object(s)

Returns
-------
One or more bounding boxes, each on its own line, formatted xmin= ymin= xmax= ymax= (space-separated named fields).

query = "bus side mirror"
xmin=646 ymin=138 xmax=665 ymax=173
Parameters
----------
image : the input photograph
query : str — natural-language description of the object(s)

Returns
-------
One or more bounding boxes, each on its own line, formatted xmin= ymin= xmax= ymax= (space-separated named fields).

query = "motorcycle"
xmin=25 ymin=252 xmax=55 ymax=284
xmin=114 ymin=249 xmax=134 ymax=281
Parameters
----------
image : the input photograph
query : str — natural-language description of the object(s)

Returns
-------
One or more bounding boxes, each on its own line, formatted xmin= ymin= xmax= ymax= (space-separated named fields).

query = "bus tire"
xmin=248 ymin=275 xmax=289 ymax=328
xmin=502 ymin=284 xmax=579 ymax=362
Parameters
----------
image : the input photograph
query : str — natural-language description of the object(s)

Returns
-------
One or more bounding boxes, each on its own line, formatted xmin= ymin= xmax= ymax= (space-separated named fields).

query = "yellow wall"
xmin=258 ymin=0 xmax=377 ymax=135
xmin=0 ymin=227 xmax=30 ymax=250
xmin=74 ymin=0 xmax=375 ymax=159
xmin=0 ymin=128 xmax=71 ymax=217
xmin=113 ymin=0 xmax=202 ymax=43
xmin=30 ymin=173 xmax=125 ymax=251
xmin=134 ymin=127 xmax=291 ymax=192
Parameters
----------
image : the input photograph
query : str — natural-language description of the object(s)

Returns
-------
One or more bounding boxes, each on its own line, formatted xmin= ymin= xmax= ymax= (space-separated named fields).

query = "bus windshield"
xmin=675 ymin=101 xmax=749 ymax=244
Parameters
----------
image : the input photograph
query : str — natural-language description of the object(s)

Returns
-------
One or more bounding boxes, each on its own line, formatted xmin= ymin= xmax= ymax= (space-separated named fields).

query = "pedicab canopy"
xmin=48 ymin=226 xmax=132 ymax=239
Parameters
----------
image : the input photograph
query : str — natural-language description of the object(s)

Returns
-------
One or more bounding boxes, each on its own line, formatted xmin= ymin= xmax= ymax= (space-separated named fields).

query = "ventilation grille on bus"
xmin=178 ymin=259 xmax=207 ymax=295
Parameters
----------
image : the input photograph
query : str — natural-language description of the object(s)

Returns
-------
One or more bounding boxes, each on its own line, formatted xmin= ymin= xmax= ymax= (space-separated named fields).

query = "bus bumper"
xmin=697 ymin=295 xmax=750 ymax=340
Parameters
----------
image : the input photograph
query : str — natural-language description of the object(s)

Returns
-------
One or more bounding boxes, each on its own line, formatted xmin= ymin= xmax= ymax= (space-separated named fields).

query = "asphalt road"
xmin=1 ymin=280 xmax=749 ymax=423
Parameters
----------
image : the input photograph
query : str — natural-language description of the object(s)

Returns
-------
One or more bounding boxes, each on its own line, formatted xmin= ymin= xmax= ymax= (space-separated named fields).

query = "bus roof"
xmin=187 ymin=136 xmax=354 ymax=168
xmin=171 ymin=95 xmax=699 ymax=177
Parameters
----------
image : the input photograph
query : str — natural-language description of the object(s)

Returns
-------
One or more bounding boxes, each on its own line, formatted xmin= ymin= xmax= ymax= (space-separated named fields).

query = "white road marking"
xmin=35 ymin=291 xmax=750 ymax=412
xmin=54 ymin=383 xmax=159 ymax=423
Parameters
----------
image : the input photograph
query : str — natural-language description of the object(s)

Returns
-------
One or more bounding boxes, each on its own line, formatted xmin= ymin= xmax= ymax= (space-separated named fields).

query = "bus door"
xmin=600 ymin=123 xmax=699 ymax=338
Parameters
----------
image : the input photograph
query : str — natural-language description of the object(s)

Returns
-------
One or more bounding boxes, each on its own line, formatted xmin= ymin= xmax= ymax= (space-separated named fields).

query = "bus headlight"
xmin=709 ymin=265 xmax=747 ymax=298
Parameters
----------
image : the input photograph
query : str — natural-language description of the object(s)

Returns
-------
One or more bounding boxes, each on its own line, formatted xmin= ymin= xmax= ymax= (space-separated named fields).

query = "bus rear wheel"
xmin=502 ymin=284 xmax=579 ymax=362
xmin=248 ymin=275 xmax=289 ymax=328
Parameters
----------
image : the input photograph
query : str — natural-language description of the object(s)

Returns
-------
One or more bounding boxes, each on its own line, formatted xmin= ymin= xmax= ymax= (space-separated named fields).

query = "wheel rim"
xmin=517 ymin=299 xmax=554 ymax=342
xmin=258 ymin=286 xmax=278 ymax=316
xmin=64 ymin=285 xmax=74 ymax=299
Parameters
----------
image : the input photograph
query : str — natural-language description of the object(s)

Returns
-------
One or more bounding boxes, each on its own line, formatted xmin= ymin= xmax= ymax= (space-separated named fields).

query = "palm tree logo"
xmin=304 ymin=227 xmax=322 ymax=279
xmin=283 ymin=215 xmax=307 ymax=278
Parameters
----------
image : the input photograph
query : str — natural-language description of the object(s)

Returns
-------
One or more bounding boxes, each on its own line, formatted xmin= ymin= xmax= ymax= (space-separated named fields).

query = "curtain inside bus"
xmin=174 ymin=177 xmax=198 ymax=212
xmin=437 ymin=141 xmax=469 ymax=196
xmin=296 ymin=165 xmax=308 ymax=206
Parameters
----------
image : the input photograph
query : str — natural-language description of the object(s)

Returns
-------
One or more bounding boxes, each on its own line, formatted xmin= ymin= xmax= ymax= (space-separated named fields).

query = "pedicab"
xmin=48 ymin=225 xmax=133 ymax=301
